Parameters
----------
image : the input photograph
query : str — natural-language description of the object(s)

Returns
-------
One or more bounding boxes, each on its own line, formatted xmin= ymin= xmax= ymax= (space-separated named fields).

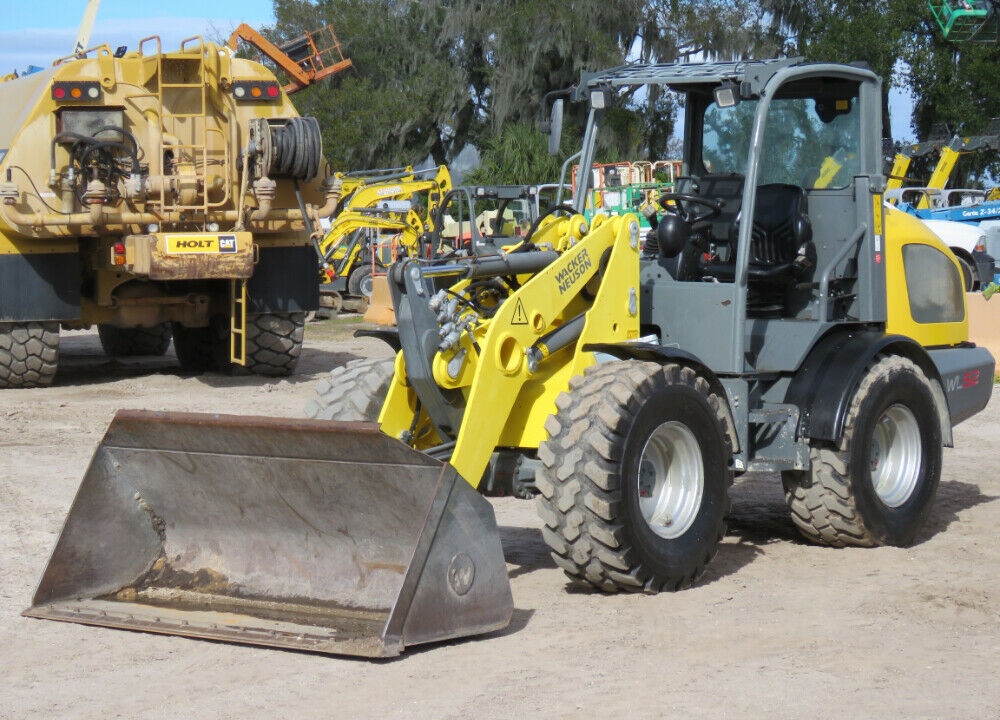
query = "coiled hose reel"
xmin=246 ymin=116 xmax=323 ymax=182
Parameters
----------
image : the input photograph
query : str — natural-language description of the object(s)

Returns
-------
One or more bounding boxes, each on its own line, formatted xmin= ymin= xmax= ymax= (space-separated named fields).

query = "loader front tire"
xmin=305 ymin=357 xmax=395 ymax=420
xmin=536 ymin=360 xmax=732 ymax=593
xmin=245 ymin=312 xmax=305 ymax=377
xmin=782 ymin=355 xmax=942 ymax=547
xmin=0 ymin=322 xmax=59 ymax=388
xmin=98 ymin=323 xmax=172 ymax=357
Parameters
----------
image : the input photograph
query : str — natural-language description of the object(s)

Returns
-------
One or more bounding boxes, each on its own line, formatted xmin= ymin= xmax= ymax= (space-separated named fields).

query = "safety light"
xmin=51 ymin=81 xmax=101 ymax=102
xmin=714 ymin=81 xmax=740 ymax=108
xmin=231 ymin=81 xmax=281 ymax=101
xmin=112 ymin=241 xmax=126 ymax=266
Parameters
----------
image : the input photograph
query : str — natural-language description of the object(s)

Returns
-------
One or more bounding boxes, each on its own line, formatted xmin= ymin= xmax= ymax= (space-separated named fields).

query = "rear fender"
xmin=784 ymin=329 xmax=955 ymax=446
xmin=927 ymin=345 xmax=994 ymax=427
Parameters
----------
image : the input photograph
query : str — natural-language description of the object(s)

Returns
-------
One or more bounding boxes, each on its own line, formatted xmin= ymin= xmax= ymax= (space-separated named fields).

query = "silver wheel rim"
xmin=870 ymin=403 xmax=922 ymax=507
xmin=637 ymin=421 xmax=704 ymax=539
xmin=360 ymin=273 xmax=374 ymax=298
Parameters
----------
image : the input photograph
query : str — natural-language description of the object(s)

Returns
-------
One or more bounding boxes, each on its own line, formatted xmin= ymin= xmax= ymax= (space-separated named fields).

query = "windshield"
xmin=703 ymin=91 xmax=861 ymax=189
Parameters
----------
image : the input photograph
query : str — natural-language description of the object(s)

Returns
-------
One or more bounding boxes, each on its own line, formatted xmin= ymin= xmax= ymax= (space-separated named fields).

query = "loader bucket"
xmin=362 ymin=274 xmax=397 ymax=326
xmin=24 ymin=410 xmax=513 ymax=658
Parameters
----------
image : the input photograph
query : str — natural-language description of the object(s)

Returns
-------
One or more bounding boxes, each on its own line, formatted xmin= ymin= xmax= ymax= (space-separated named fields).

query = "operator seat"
xmin=709 ymin=183 xmax=814 ymax=316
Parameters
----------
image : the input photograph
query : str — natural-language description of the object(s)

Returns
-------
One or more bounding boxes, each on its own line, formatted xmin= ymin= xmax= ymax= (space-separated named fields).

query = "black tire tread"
xmin=245 ymin=312 xmax=305 ymax=377
xmin=535 ymin=360 xmax=731 ymax=593
xmin=98 ymin=323 xmax=171 ymax=357
xmin=304 ymin=357 xmax=395 ymax=420
xmin=783 ymin=354 xmax=936 ymax=548
xmin=0 ymin=322 xmax=59 ymax=388
xmin=172 ymin=318 xmax=229 ymax=373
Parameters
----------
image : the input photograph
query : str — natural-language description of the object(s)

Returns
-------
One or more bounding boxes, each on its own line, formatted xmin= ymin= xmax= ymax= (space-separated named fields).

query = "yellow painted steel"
xmin=379 ymin=213 xmax=641 ymax=489
xmin=885 ymin=154 xmax=912 ymax=192
xmin=884 ymin=204 xmax=968 ymax=347
xmin=230 ymin=279 xmax=247 ymax=366
xmin=918 ymin=145 xmax=962 ymax=208
xmin=318 ymin=166 xmax=452 ymax=281
xmin=0 ymin=38 xmax=324 ymax=244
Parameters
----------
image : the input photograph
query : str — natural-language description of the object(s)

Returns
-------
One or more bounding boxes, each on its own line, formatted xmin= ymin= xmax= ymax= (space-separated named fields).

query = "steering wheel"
xmin=657 ymin=192 xmax=724 ymax=225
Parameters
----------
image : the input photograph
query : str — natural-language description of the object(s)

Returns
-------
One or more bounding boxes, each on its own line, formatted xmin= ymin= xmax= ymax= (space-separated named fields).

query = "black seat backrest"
xmin=747 ymin=183 xmax=807 ymax=267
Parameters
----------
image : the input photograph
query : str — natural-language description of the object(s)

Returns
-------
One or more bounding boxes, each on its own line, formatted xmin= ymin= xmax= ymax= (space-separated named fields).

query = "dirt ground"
xmin=1 ymin=319 xmax=998 ymax=719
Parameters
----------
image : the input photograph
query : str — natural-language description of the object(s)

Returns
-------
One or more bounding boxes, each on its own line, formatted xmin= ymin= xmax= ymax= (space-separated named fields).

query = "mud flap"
xmin=24 ymin=410 xmax=513 ymax=658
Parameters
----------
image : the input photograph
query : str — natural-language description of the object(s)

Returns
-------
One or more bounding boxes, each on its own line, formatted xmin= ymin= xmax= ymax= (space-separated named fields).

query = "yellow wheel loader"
xmin=0 ymin=37 xmax=342 ymax=386
xmin=28 ymin=59 xmax=994 ymax=658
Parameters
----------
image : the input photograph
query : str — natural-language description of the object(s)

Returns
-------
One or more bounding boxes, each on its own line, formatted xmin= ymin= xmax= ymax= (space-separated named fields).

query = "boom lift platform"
xmin=928 ymin=1 xmax=1000 ymax=42
xmin=227 ymin=23 xmax=352 ymax=94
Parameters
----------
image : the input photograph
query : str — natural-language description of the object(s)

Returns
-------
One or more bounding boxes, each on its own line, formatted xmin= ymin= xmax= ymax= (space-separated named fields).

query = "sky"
xmin=1 ymin=0 xmax=275 ymax=73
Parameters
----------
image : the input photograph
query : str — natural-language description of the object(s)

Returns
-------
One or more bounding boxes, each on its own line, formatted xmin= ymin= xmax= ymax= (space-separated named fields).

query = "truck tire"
xmin=97 ymin=323 xmax=171 ymax=357
xmin=172 ymin=316 xmax=230 ymax=373
xmin=245 ymin=312 xmax=305 ymax=377
xmin=782 ymin=355 xmax=942 ymax=547
xmin=304 ymin=357 xmax=395 ymax=420
xmin=0 ymin=322 xmax=59 ymax=389
xmin=348 ymin=264 xmax=374 ymax=298
xmin=536 ymin=360 xmax=732 ymax=593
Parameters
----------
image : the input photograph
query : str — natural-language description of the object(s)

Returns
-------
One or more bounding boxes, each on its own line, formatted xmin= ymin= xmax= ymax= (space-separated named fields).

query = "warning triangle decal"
xmin=511 ymin=299 xmax=528 ymax=325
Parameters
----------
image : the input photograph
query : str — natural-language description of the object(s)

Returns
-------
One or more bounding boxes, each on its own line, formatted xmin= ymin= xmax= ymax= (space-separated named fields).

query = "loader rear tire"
xmin=0 ymin=322 xmax=59 ymax=388
xmin=782 ymin=355 xmax=942 ymax=547
xmin=536 ymin=360 xmax=732 ymax=593
xmin=98 ymin=323 xmax=172 ymax=357
xmin=305 ymin=357 xmax=395 ymax=420
xmin=172 ymin=316 xmax=230 ymax=373
xmin=245 ymin=312 xmax=305 ymax=377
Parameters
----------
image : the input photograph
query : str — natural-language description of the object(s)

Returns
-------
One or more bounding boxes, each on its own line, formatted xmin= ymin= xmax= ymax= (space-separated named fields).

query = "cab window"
xmin=903 ymin=244 xmax=964 ymax=324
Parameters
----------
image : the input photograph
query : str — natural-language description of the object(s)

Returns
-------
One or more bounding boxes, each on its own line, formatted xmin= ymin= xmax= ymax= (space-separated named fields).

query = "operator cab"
xmin=646 ymin=74 xmax=862 ymax=317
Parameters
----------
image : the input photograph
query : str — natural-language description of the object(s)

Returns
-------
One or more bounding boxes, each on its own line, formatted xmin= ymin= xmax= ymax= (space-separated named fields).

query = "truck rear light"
xmin=112 ymin=241 xmax=127 ymax=266
xmin=232 ymin=81 xmax=280 ymax=101
xmin=52 ymin=82 xmax=101 ymax=102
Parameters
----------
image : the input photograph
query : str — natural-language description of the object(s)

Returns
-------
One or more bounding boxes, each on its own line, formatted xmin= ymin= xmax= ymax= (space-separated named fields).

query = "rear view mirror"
xmin=548 ymin=99 xmax=564 ymax=156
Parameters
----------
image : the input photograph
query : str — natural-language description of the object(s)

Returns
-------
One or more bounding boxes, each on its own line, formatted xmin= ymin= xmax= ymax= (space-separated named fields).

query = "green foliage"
xmin=762 ymin=0 xmax=1000 ymax=181
xmin=463 ymin=121 xmax=579 ymax=186
xmin=264 ymin=0 xmax=1000 ymax=186
xmin=266 ymin=0 xmax=770 ymax=174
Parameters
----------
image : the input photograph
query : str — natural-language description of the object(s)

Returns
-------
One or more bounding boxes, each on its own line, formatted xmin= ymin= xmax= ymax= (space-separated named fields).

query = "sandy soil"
xmin=1 ymin=321 xmax=999 ymax=719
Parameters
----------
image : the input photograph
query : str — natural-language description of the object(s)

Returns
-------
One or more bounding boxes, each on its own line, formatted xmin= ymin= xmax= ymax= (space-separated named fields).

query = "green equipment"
xmin=928 ymin=1 xmax=999 ymax=42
